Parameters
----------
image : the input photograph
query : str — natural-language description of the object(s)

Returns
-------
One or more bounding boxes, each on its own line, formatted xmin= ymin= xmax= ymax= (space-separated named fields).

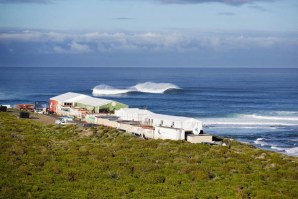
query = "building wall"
xmin=96 ymin=102 xmax=128 ymax=113
xmin=49 ymin=100 xmax=58 ymax=113
xmin=56 ymin=106 xmax=72 ymax=116
xmin=143 ymin=128 xmax=155 ymax=139
xmin=118 ymin=123 xmax=135 ymax=133
xmin=154 ymin=126 xmax=185 ymax=140
xmin=98 ymin=118 xmax=119 ymax=128
xmin=75 ymin=102 xmax=128 ymax=113
xmin=75 ymin=103 xmax=95 ymax=112
xmin=149 ymin=118 xmax=202 ymax=132
xmin=132 ymin=127 xmax=154 ymax=139
xmin=187 ymin=135 xmax=213 ymax=143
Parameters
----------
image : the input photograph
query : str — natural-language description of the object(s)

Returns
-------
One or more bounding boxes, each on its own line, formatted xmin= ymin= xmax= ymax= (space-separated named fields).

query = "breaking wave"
xmin=270 ymin=146 xmax=298 ymax=157
xmin=92 ymin=82 xmax=180 ymax=96
xmin=201 ymin=112 xmax=298 ymax=128
xmin=201 ymin=112 xmax=298 ymax=157
xmin=92 ymin=85 xmax=131 ymax=95
xmin=254 ymin=138 xmax=269 ymax=146
xmin=285 ymin=147 xmax=298 ymax=156
xmin=253 ymin=139 xmax=298 ymax=156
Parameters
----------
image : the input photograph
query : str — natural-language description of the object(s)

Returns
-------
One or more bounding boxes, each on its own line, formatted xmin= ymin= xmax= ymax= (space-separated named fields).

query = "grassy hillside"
xmin=0 ymin=112 xmax=297 ymax=198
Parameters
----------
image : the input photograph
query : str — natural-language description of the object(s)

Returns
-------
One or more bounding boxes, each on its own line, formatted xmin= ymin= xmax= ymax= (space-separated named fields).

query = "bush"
xmin=0 ymin=112 xmax=297 ymax=198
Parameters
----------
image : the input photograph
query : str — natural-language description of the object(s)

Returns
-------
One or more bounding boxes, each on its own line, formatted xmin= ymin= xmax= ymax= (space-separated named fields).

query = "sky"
xmin=0 ymin=0 xmax=297 ymax=67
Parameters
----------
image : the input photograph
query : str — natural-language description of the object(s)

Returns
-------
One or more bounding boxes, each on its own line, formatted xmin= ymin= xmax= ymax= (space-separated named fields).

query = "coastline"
xmin=1 ymin=111 xmax=297 ymax=198
xmin=6 ymin=109 xmax=297 ymax=157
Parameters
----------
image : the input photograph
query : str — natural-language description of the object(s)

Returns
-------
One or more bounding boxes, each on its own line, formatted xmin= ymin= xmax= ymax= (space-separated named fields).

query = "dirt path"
xmin=8 ymin=110 xmax=60 ymax=125
xmin=30 ymin=113 xmax=58 ymax=124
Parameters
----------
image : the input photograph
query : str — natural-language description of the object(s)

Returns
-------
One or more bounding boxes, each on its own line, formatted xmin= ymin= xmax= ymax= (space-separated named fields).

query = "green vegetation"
xmin=0 ymin=112 xmax=297 ymax=198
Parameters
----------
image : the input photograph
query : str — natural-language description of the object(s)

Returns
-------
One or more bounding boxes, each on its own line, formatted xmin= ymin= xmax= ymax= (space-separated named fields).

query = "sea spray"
xmin=92 ymin=82 xmax=180 ymax=96
xmin=92 ymin=85 xmax=131 ymax=95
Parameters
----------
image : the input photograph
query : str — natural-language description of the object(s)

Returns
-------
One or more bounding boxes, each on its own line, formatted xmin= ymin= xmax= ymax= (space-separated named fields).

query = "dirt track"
xmin=8 ymin=110 xmax=59 ymax=125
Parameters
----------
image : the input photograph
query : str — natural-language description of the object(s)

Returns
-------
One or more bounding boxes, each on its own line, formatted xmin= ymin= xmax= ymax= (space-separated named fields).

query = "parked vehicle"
xmin=55 ymin=117 xmax=75 ymax=125
xmin=16 ymin=104 xmax=34 ymax=111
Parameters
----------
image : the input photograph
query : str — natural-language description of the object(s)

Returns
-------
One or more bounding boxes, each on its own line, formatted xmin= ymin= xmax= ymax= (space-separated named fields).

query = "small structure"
xmin=115 ymin=108 xmax=203 ymax=136
xmin=154 ymin=126 xmax=185 ymax=140
xmin=115 ymin=108 xmax=153 ymax=121
xmin=49 ymin=92 xmax=85 ymax=113
xmin=16 ymin=104 xmax=34 ymax=111
xmin=19 ymin=111 xmax=30 ymax=118
xmin=74 ymin=95 xmax=127 ymax=113
xmin=34 ymin=101 xmax=48 ymax=114
xmin=0 ymin=105 xmax=7 ymax=112
xmin=49 ymin=92 xmax=83 ymax=113
xmin=109 ymin=108 xmax=210 ymax=143
xmin=49 ymin=92 xmax=128 ymax=118
xmin=187 ymin=134 xmax=213 ymax=144
xmin=145 ymin=113 xmax=203 ymax=134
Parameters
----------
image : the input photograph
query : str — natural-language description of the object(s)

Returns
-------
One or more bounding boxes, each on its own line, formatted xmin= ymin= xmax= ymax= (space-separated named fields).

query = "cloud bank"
xmin=0 ymin=30 xmax=296 ymax=53
xmin=0 ymin=29 xmax=297 ymax=67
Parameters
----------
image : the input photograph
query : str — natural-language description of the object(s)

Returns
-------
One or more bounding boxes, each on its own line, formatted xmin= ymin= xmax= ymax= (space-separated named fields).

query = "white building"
xmin=115 ymin=108 xmax=203 ymax=136
xmin=85 ymin=108 xmax=212 ymax=143
xmin=114 ymin=108 xmax=153 ymax=121
xmin=50 ymin=92 xmax=127 ymax=116
xmin=145 ymin=113 xmax=203 ymax=135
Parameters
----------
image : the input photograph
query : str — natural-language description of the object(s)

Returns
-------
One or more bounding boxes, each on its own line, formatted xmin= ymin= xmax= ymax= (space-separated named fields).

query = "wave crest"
xmin=254 ymin=138 xmax=269 ymax=146
xmin=92 ymin=82 xmax=180 ymax=96
xmin=201 ymin=112 xmax=298 ymax=128
xmin=92 ymin=85 xmax=131 ymax=95
xmin=134 ymin=82 xmax=179 ymax=94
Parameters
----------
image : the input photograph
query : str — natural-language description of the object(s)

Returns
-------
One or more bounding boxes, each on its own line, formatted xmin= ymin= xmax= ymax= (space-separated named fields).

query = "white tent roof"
xmin=150 ymin=113 xmax=201 ymax=123
xmin=51 ymin=92 xmax=114 ymax=107
xmin=117 ymin=108 xmax=153 ymax=115
xmin=50 ymin=92 xmax=85 ymax=102
xmin=116 ymin=108 xmax=201 ymax=123
xmin=74 ymin=96 xmax=112 ymax=107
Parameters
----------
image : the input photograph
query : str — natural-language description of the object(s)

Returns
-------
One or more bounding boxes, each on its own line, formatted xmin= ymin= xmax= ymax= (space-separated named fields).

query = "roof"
xmin=116 ymin=108 xmax=153 ymax=115
xmin=51 ymin=92 xmax=116 ymax=107
xmin=116 ymin=108 xmax=201 ymax=123
xmin=50 ymin=92 xmax=85 ymax=102
xmin=74 ymin=96 xmax=112 ymax=107
xmin=150 ymin=113 xmax=201 ymax=123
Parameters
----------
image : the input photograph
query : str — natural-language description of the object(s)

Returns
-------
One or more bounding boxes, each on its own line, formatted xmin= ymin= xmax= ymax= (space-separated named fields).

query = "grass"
xmin=0 ymin=112 xmax=297 ymax=198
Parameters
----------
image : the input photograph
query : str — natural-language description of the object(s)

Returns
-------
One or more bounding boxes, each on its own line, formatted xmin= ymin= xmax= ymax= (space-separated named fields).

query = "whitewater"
xmin=1 ymin=67 xmax=298 ymax=157
xmin=200 ymin=111 xmax=298 ymax=156
xmin=92 ymin=82 xmax=180 ymax=96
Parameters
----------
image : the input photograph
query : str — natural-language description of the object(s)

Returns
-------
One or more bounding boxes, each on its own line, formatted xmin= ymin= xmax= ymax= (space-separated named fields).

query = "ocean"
xmin=1 ymin=67 xmax=298 ymax=156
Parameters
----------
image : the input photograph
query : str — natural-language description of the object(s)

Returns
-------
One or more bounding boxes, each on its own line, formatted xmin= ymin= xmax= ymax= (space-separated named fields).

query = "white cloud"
xmin=69 ymin=41 xmax=91 ymax=53
xmin=0 ymin=30 xmax=297 ymax=54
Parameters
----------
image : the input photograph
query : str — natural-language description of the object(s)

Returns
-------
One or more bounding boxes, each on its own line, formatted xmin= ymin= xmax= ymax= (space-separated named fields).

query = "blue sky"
xmin=0 ymin=0 xmax=297 ymax=67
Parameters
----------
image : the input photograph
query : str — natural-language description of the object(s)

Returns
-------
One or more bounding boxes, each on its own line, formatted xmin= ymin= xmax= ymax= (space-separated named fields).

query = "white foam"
xmin=271 ymin=111 xmax=298 ymax=116
xmin=251 ymin=114 xmax=298 ymax=121
xmin=271 ymin=146 xmax=284 ymax=151
xmin=285 ymin=147 xmax=298 ymax=156
xmin=200 ymin=112 xmax=298 ymax=129
xmin=134 ymin=82 xmax=179 ymax=94
xmin=254 ymin=138 xmax=269 ymax=146
xmin=92 ymin=85 xmax=132 ymax=95
xmin=270 ymin=146 xmax=298 ymax=157
xmin=92 ymin=82 xmax=180 ymax=96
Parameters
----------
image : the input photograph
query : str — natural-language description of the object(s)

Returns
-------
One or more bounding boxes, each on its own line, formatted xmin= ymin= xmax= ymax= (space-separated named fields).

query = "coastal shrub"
xmin=0 ymin=112 xmax=297 ymax=198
